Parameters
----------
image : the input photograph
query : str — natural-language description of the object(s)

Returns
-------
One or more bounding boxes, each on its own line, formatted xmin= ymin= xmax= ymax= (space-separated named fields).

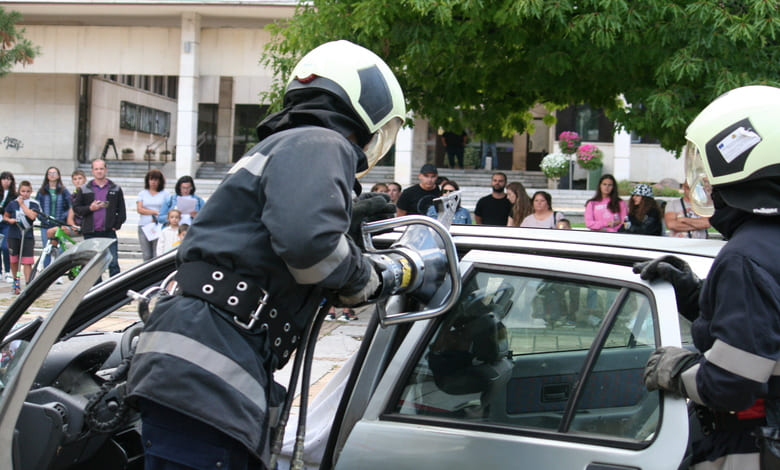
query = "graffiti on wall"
xmin=3 ymin=136 xmax=24 ymax=151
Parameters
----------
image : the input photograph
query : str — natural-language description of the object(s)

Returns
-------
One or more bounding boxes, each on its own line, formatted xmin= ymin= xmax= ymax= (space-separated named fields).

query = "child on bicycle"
xmin=155 ymin=209 xmax=181 ymax=256
xmin=2 ymin=181 xmax=41 ymax=294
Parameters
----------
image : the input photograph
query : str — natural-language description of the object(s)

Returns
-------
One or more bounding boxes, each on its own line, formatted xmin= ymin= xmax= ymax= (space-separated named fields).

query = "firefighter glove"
xmin=349 ymin=193 xmax=395 ymax=249
xmin=644 ymin=346 xmax=700 ymax=397
xmin=633 ymin=255 xmax=702 ymax=321
xmin=337 ymin=260 xmax=382 ymax=307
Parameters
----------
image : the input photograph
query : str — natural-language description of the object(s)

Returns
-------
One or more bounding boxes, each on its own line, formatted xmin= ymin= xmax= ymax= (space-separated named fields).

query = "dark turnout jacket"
xmin=128 ymin=93 xmax=375 ymax=463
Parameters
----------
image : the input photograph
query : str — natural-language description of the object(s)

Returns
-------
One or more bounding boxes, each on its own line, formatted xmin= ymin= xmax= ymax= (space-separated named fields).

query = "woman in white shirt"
xmin=137 ymin=169 xmax=169 ymax=261
xmin=520 ymin=191 xmax=564 ymax=228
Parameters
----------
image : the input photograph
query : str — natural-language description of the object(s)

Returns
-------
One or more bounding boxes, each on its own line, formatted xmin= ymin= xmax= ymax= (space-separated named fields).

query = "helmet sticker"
xmin=716 ymin=126 xmax=761 ymax=164
xmin=705 ymin=118 xmax=757 ymax=177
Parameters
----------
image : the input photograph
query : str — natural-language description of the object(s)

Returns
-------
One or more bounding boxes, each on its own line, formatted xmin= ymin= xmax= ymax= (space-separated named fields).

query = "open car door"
xmin=333 ymin=250 xmax=691 ymax=470
xmin=0 ymin=238 xmax=113 ymax=470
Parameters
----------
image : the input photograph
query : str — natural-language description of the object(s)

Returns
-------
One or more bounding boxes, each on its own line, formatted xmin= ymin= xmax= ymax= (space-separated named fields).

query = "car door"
xmin=335 ymin=250 xmax=690 ymax=470
xmin=0 ymin=239 xmax=113 ymax=470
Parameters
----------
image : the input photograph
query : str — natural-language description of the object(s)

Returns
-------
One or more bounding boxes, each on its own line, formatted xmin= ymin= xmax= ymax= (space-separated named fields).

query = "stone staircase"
xmin=195 ymin=162 xmax=233 ymax=179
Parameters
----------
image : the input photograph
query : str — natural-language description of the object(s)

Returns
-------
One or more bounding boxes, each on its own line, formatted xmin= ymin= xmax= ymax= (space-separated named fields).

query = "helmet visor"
xmin=357 ymin=117 xmax=403 ymax=179
xmin=685 ymin=142 xmax=715 ymax=217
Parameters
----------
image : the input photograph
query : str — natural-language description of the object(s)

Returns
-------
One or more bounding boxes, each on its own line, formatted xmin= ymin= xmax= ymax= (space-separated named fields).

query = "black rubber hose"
xmin=268 ymin=300 xmax=329 ymax=469
xmin=291 ymin=301 xmax=329 ymax=470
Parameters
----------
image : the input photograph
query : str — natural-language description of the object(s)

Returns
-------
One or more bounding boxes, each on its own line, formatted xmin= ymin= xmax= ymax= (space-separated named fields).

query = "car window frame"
xmin=378 ymin=258 xmax=664 ymax=451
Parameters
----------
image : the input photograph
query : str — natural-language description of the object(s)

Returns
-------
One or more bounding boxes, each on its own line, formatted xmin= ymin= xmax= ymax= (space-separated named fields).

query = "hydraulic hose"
xmin=268 ymin=299 xmax=329 ymax=469
xmin=291 ymin=300 xmax=329 ymax=470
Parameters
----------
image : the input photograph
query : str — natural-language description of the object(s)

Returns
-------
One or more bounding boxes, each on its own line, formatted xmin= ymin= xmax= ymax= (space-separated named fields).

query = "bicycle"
xmin=29 ymin=214 xmax=81 ymax=283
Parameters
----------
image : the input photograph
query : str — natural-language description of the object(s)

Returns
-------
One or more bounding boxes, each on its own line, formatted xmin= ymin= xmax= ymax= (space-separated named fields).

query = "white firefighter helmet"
xmin=685 ymin=85 xmax=780 ymax=216
xmin=287 ymin=40 xmax=406 ymax=178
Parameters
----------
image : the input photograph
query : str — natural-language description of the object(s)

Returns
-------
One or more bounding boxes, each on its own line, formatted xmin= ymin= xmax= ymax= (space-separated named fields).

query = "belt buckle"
xmin=233 ymin=288 xmax=270 ymax=330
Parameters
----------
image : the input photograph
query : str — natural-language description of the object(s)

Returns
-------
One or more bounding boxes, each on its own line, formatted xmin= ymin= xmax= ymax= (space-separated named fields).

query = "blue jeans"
xmin=481 ymin=142 xmax=497 ymax=169
xmin=140 ymin=400 xmax=267 ymax=470
xmin=0 ymin=223 xmax=10 ymax=274
xmin=84 ymin=230 xmax=120 ymax=278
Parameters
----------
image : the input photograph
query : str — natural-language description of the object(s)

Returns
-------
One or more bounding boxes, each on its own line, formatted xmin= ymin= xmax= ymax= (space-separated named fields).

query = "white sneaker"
xmin=4 ymin=273 xmax=12 ymax=283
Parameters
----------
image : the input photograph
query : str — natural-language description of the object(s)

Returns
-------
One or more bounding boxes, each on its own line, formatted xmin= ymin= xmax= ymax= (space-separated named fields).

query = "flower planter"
xmin=540 ymin=153 xmax=570 ymax=183
xmin=121 ymin=151 xmax=135 ymax=161
xmin=587 ymin=167 xmax=603 ymax=190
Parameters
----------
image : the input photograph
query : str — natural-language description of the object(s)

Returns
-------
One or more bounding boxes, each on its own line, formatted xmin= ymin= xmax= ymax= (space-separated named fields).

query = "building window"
xmin=120 ymin=101 xmax=137 ymax=130
xmin=120 ymin=100 xmax=170 ymax=136
xmin=556 ymin=105 xmax=613 ymax=142
xmin=153 ymin=76 xmax=164 ymax=95
xmin=167 ymin=77 xmax=178 ymax=99
xmin=154 ymin=111 xmax=170 ymax=136
xmin=233 ymin=104 xmax=270 ymax=161
xmin=197 ymin=104 xmax=218 ymax=162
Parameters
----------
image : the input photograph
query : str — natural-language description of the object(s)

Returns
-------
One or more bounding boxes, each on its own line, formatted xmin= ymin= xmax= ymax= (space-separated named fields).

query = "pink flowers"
xmin=576 ymin=143 xmax=603 ymax=170
xmin=558 ymin=131 xmax=581 ymax=154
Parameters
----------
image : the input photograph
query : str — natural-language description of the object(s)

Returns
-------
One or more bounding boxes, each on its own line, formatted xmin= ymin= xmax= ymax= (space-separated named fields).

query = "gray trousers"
xmin=138 ymin=225 xmax=158 ymax=261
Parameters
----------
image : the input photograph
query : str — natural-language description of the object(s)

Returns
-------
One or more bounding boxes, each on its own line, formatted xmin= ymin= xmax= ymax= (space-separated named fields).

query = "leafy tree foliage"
xmin=0 ymin=7 xmax=37 ymax=77
xmin=262 ymin=0 xmax=780 ymax=152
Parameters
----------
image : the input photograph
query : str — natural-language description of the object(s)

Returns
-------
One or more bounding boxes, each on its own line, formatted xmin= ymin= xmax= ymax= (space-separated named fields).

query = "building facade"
xmin=1 ymin=0 xmax=682 ymax=185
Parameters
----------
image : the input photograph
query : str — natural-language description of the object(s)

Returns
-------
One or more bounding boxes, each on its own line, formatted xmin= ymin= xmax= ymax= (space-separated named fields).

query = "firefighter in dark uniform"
xmin=126 ymin=40 xmax=406 ymax=470
xmin=636 ymin=85 xmax=780 ymax=469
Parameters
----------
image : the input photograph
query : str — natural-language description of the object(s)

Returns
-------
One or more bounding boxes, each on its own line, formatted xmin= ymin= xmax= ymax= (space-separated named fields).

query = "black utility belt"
xmin=175 ymin=261 xmax=301 ymax=365
xmin=176 ymin=261 xmax=266 ymax=321
xmin=696 ymin=405 xmax=766 ymax=435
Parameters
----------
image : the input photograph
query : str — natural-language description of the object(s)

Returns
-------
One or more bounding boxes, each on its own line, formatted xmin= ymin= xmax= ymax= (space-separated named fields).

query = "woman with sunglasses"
xmin=426 ymin=180 xmax=472 ymax=224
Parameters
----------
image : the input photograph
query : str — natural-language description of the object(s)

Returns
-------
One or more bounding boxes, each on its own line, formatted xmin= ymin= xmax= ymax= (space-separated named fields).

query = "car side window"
xmin=569 ymin=291 xmax=659 ymax=440
xmin=394 ymin=269 xmax=660 ymax=444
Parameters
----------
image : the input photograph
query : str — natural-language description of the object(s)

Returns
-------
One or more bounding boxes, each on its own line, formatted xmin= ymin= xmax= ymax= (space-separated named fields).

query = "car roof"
xmin=64 ymin=226 xmax=722 ymax=337
xmin=374 ymin=225 xmax=722 ymax=274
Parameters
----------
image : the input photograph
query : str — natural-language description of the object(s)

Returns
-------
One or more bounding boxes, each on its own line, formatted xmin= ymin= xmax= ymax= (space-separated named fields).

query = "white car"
xmin=0 ymin=224 xmax=721 ymax=469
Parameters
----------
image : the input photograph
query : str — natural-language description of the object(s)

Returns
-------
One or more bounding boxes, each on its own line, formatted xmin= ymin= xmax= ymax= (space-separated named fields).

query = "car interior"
xmin=394 ymin=267 xmax=661 ymax=446
xmin=0 ymin=249 xmax=175 ymax=470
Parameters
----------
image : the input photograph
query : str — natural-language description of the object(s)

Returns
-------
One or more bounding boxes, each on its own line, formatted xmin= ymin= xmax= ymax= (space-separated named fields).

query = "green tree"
xmin=262 ymin=0 xmax=780 ymax=152
xmin=0 ymin=6 xmax=38 ymax=77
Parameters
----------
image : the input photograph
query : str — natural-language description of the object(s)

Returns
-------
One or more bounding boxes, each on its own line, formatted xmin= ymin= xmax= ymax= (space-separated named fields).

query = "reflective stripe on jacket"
xmin=686 ymin=218 xmax=780 ymax=411
xmin=127 ymin=125 xmax=373 ymax=460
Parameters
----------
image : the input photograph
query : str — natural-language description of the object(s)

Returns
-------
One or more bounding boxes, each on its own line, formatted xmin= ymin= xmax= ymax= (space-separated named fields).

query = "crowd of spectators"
xmin=0 ymin=160 xmax=212 ymax=295
xmin=0 ymin=161 xmax=707 ymax=297
xmin=392 ymin=167 xmax=708 ymax=239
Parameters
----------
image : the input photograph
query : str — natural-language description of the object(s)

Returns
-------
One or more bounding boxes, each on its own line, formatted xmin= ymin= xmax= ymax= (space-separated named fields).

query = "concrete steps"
xmin=195 ymin=162 xmax=233 ymax=179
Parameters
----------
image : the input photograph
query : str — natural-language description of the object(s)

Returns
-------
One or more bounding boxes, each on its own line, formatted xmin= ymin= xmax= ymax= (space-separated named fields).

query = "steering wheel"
xmin=120 ymin=323 xmax=144 ymax=360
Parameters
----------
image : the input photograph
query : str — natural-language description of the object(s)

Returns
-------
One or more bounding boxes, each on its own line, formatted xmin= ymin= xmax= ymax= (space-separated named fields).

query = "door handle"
xmin=541 ymin=383 xmax=570 ymax=402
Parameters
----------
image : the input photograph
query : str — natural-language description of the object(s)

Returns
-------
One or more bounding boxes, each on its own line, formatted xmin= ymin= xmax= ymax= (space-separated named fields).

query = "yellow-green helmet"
xmin=286 ymin=40 xmax=406 ymax=178
xmin=685 ymin=85 xmax=780 ymax=216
